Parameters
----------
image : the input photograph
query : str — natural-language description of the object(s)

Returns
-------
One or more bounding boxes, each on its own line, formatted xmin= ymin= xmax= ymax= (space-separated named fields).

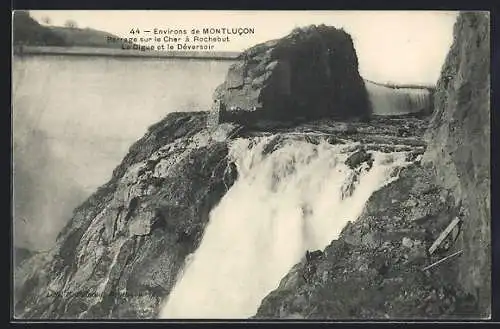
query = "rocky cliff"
xmin=13 ymin=15 xmax=490 ymax=320
xmin=213 ymin=24 xmax=371 ymax=124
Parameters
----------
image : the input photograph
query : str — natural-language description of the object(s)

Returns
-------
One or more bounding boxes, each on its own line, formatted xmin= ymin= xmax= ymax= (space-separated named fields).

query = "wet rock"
xmin=306 ymin=250 xmax=324 ymax=262
xmin=361 ymin=232 xmax=381 ymax=249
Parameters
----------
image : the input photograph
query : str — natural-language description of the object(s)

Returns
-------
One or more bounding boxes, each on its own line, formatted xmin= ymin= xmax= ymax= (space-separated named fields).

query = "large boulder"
xmin=214 ymin=24 xmax=371 ymax=124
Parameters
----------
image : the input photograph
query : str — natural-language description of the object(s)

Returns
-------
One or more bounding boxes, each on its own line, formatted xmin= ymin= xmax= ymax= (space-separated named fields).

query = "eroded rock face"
xmin=14 ymin=112 xmax=242 ymax=319
xmin=422 ymin=12 xmax=490 ymax=317
xmin=345 ymin=148 xmax=373 ymax=169
xmin=213 ymin=24 xmax=371 ymax=124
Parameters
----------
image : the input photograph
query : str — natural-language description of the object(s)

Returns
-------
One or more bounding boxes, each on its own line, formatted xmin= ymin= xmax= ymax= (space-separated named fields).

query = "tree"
xmin=41 ymin=16 xmax=51 ymax=25
xmin=64 ymin=20 xmax=78 ymax=28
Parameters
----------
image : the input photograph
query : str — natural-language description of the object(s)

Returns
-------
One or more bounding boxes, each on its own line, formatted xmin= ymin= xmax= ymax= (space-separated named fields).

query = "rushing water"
xmin=160 ymin=136 xmax=411 ymax=319
xmin=12 ymin=55 xmax=234 ymax=250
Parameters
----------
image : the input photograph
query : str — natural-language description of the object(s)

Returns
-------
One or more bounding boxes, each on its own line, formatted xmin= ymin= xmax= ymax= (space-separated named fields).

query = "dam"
xmin=364 ymin=80 xmax=433 ymax=116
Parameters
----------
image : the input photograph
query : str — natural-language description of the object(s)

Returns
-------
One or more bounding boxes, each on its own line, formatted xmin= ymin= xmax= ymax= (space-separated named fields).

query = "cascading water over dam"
xmin=365 ymin=80 xmax=432 ymax=116
xmin=159 ymin=135 xmax=412 ymax=319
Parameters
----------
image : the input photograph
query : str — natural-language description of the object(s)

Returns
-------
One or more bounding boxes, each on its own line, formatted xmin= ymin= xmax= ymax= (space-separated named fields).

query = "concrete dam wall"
xmin=364 ymin=80 xmax=433 ymax=116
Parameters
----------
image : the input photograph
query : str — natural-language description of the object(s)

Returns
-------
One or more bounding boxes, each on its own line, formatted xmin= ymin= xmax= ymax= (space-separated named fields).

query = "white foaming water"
xmin=159 ymin=136 xmax=410 ymax=319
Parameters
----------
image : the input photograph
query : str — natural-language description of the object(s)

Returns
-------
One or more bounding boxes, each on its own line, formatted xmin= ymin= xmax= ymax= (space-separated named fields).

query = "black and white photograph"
xmin=11 ymin=10 xmax=491 ymax=320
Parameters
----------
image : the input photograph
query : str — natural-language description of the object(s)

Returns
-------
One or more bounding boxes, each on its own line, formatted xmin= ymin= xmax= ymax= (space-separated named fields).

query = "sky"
xmin=28 ymin=10 xmax=459 ymax=85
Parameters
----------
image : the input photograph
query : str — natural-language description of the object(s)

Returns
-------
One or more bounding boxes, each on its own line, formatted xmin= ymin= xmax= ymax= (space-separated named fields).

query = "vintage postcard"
xmin=12 ymin=10 xmax=491 ymax=320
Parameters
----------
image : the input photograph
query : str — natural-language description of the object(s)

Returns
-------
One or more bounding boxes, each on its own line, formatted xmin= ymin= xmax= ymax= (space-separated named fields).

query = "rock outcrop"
xmin=14 ymin=112 xmax=242 ymax=319
xmin=213 ymin=24 xmax=371 ymax=125
xmin=255 ymin=164 xmax=475 ymax=319
xmin=421 ymin=11 xmax=491 ymax=317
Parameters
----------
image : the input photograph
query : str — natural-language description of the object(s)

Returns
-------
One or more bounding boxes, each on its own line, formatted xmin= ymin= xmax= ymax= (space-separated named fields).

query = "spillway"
xmin=159 ymin=135 xmax=411 ymax=319
xmin=365 ymin=80 xmax=433 ymax=116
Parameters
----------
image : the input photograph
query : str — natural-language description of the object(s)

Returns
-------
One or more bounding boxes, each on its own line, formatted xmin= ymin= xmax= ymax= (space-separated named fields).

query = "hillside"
xmin=13 ymin=14 xmax=490 ymax=320
xmin=422 ymin=11 xmax=491 ymax=316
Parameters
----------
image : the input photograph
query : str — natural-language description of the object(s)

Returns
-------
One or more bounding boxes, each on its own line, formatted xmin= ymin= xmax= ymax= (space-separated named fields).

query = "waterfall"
xmin=159 ymin=135 xmax=411 ymax=319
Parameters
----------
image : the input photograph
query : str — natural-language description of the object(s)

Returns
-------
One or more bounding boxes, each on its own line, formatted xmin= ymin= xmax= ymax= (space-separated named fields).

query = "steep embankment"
xmin=422 ymin=11 xmax=491 ymax=316
xmin=254 ymin=11 xmax=490 ymax=319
